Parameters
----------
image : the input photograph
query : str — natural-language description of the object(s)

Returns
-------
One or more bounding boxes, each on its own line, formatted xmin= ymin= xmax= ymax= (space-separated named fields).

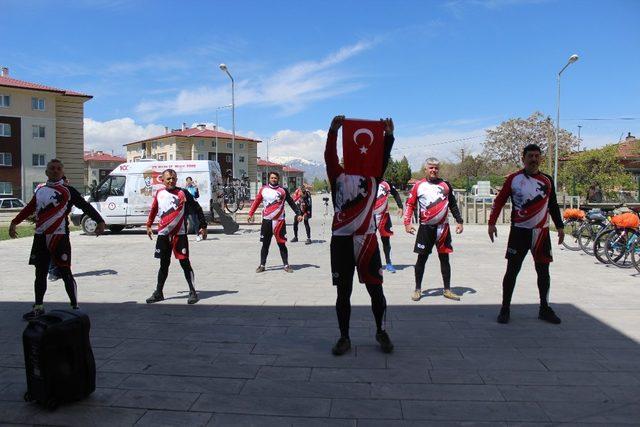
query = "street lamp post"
xmin=554 ymin=53 xmax=579 ymax=190
xmin=219 ymin=64 xmax=235 ymax=178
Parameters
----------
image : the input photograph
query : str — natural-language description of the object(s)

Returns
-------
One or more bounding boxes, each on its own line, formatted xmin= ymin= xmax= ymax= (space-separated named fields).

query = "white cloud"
xmin=84 ymin=117 xmax=166 ymax=154
xmin=258 ymin=129 xmax=328 ymax=163
xmin=135 ymin=40 xmax=375 ymax=121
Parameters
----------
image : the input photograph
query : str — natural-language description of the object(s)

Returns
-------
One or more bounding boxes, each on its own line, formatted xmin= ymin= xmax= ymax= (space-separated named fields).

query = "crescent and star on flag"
xmin=353 ymin=128 xmax=374 ymax=155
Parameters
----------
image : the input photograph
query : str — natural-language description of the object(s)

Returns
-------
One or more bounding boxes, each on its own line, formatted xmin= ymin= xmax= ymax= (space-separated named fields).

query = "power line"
xmin=565 ymin=117 xmax=640 ymax=121
xmin=393 ymin=134 xmax=484 ymax=151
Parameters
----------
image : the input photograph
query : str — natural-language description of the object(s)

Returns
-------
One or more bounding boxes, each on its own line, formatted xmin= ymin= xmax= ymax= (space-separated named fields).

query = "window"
xmin=11 ymin=199 xmax=25 ymax=208
xmin=169 ymin=154 xmax=174 ymax=160
xmin=211 ymin=141 xmax=216 ymax=148
xmin=32 ymin=154 xmax=46 ymax=166
xmin=0 ymin=152 xmax=11 ymax=166
xmin=239 ymin=143 xmax=245 ymax=149
xmin=197 ymin=154 xmax=205 ymax=160
xmin=0 ymin=182 xmax=12 ymax=195
xmin=0 ymin=95 xmax=9 ymax=108
xmin=157 ymin=153 xmax=166 ymax=161
xmin=31 ymin=97 xmax=46 ymax=111
xmin=94 ymin=175 xmax=126 ymax=201
xmin=152 ymin=141 xmax=157 ymax=149
xmin=0 ymin=200 xmax=9 ymax=208
xmin=239 ymin=156 xmax=245 ymax=163
xmin=32 ymin=125 xmax=45 ymax=138
xmin=0 ymin=123 xmax=10 ymax=137
xmin=198 ymin=140 xmax=204 ymax=148
xmin=226 ymin=142 xmax=232 ymax=149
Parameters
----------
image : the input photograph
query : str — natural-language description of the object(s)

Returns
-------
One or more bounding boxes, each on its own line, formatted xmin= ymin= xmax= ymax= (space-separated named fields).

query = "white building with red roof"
xmin=124 ymin=123 xmax=261 ymax=196
xmin=257 ymin=158 xmax=305 ymax=189
xmin=84 ymin=150 xmax=126 ymax=188
xmin=0 ymin=67 xmax=92 ymax=199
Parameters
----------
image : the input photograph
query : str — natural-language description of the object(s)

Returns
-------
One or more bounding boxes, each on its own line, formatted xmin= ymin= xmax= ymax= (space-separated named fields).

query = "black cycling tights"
xmin=260 ymin=240 xmax=288 ymax=266
xmin=293 ymin=218 xmax=311 ymax=239
xmin=501 ymin=252 xmax=550 ymax=308
xmin=381 ymin=236 xmax=392 ymax=265
xmin=336 ymin=280 xmax=386 ymax=339
xmin=157 ymin=258 xmax=196 ymax=293
xmin=414 ymin=252 xmax=451 ymax=290
xmin=34 ymin=261 xmax=77 ymax=307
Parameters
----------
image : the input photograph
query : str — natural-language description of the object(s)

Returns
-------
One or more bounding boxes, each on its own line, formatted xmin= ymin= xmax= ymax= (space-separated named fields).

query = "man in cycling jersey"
xmin=404 ymin=158 xmax=464 ymax=302
xmin=374 ymin=180 xmax=403 ymax=273
xmin=326 ymin=115 xmax=395 ymax=356
xmin=248 ymin=171 xmax=303 ymax=273
xmin=9 ymin=159 xmax=105 ymax=320
xmin=488 ymin=144 xmax=565 ymax=324
xmin=145 ymin=169 xmax=207 ymax=305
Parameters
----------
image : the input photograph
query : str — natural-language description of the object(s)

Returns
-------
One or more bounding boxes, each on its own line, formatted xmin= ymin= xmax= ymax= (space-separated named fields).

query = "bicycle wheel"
xmin=594 ymin=228 xmax=615 ymax=264
xmin=236 ymin=190 xmax=245 ymax=211
xmin=604 ymin=228 xmax=635 ymax=268
xmin=578 ymin=222 xmax=605 ymax=255
xmin=561 ymin=219 xmax=582 ymax=251
xmin=630 ymin=238 xmax=640 ymax=274
xmin=225 ymin=189 xmax=239 ymax=213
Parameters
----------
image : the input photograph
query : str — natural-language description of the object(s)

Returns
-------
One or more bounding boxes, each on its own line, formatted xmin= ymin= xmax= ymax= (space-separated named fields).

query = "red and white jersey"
xmin=331 ymin=173 xmax=377 ymax=236
xmin=489 ymin=170 xmax=558 ymax=229
xmin=148 ymin=188 xmax=188 ymax=236
xmin=32 ymin=182 xmax=71 ymax=234
xmin=249 ymin=185 xmax=288 ymax=221
xmin=373 ymin=181 xmax=392 ymax=217
xmin=404 ymin=179 xmax=451 ymax=226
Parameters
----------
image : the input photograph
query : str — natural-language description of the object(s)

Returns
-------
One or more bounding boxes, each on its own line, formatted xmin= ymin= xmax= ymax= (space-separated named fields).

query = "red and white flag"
xmin=342 ymin=118 xmax=385 ymax=177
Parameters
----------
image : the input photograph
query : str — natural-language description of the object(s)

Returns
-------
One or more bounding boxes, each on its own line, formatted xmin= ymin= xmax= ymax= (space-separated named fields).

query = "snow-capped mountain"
xmin=271 ymin=156 xmax=326 ymax=181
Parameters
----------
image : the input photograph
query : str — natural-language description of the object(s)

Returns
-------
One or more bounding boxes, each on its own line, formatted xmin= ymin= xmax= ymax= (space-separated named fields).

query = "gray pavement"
xmin=1 ymin=200 xmax=640 ymax=425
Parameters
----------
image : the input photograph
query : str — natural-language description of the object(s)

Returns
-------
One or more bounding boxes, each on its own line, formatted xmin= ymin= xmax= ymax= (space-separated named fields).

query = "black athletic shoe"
xmin=146 ymin=290 xmax=164 ymax=304
xmin=332 ymin=337 xmax=351 ymax=356
xmin=187 ymin=292 xmax=199 ymax=305
xmin=291 ymin=237 xmax=298 ymax=243
xmin=376 ymin=330 xmax=394 ymax=353
xmin=256 ymin=265 xmax=266 ymax=273
xmin=539 ymin=306 xmax=561 ymax=324
xmin=23 ymin=306 xmax=45 ymax=321
xmin=497 ymin=307 xmax=510 ymax=324
xmin=305 ymin=238 xmax=312 ymax=244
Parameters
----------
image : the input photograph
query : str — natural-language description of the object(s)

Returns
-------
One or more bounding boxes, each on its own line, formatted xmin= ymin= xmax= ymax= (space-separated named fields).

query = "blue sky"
xmin=2 ymin=0 xmax=639 ymax=165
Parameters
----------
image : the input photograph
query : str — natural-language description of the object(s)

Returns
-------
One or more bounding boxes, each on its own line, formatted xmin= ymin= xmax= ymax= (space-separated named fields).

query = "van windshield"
xmin=94 ymin=175 xmax=126 ymax=202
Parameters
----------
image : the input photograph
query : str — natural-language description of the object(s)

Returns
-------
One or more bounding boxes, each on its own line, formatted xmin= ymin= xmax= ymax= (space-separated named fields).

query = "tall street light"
xmin=554 ymin=53 xmax=579 ymax=190
xmin=219 ymin=63 xmax=235 ymax=178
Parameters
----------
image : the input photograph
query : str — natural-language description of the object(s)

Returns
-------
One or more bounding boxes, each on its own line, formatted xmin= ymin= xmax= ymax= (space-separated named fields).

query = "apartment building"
xmin=0 ymin=67 xmax=92 ymax=200
xmin=124 ymin=124 xmax=261 ymax=195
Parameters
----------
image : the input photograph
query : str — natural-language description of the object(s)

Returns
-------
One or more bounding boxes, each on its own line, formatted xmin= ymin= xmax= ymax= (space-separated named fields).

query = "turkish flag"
xmin=342 ymin=118 xmax=385 ymax=177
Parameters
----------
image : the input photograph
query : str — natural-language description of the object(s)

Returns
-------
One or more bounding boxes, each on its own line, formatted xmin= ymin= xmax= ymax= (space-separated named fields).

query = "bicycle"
xmin=577 ymin=209 xmax=608 ymax=255
xmin=604 ymin=227 xmax=640 ymax=268
xmin=223 ymin=185 xmax=239 ymax=213
xmin=561 ymin=209 xmax=585 ymax=251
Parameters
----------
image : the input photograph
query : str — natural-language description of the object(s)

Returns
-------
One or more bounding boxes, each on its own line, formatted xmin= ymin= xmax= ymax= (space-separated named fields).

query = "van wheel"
xmin=81 ymin=216 xmax=97 ymax=235
xmin=108 ymin=225 xmax=125 ymax=233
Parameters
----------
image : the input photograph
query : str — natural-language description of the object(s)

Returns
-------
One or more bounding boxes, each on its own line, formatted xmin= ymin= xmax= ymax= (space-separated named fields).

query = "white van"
xmin=71 ymin=160 xmax=238 ymax=234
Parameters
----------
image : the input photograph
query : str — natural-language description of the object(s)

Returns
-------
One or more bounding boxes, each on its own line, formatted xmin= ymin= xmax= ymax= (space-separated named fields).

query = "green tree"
xmin=483 ymin=111 xmax=579 ymax=170
xmin=395 ymin=156 xmax=412 ymax=189
xmin=558 ymin=144 xmax=636 ymax=197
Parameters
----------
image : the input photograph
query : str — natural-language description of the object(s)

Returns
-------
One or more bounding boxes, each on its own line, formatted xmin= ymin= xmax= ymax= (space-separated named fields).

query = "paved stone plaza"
xmin=1 ymin=200 xmax=639 ymax=425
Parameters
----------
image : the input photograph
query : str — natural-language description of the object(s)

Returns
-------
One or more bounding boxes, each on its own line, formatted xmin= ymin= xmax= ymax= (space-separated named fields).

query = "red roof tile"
xmin=257 ymin=159 xmax=283 ymax=167
xmin=618 ymin=134 xmax=639 ymax=159
xmin=84 ymin=151 xmax=126 ymax=162
xmin=125 ymin=128 xmax=261 ymax=146
xmin=0 ymin=75 xmax=92 ymax=98
xmin=283 ymin=166 xmax=304 ymax=173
